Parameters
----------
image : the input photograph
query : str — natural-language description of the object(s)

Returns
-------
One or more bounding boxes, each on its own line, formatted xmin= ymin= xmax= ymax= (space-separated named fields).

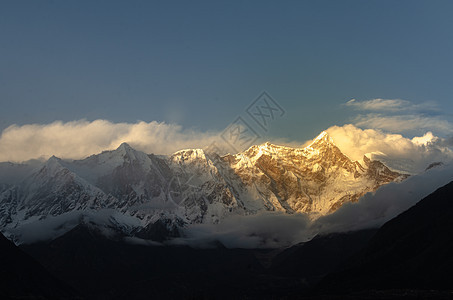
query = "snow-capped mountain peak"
xmin=307 ymin=131 xmax=335 ymax=149
xmin=116 ymin=142 xmax=134 ymax=153
xmin=37 ymin=156 xmax=66 ymax=178
xmin=113 ymin=142 xmax=150 ymax=164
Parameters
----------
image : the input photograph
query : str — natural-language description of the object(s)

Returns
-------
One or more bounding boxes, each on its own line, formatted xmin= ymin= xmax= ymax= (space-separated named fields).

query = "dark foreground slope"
xmin=0 ymin=232 xmax=77 ymax=300
xmin=21 ymin=224 xmax=273 ymax=299
xmin=317 ymin=180 xmax=453 ymax=295
xmin=21 ymin=224 xmax=377 ymax=299
xmin=270 ymin=229 xmax=377 ymax=287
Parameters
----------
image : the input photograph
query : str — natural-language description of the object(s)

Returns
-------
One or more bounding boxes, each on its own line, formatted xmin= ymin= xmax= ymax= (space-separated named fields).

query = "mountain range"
xmin=0 ymin=131 xmax=407 ymax=244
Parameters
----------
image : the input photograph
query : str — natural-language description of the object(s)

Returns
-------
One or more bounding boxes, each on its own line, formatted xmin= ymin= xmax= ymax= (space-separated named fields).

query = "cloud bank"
xmin=0 ymin=120 xmax=220 ymax=162
xmin=326 ymin=124 xmax=453 ymax=173
xmin=176 ymin=212 xmax=313 ymax=249
xmin=1 ymin=119 xmax=452 ymax=174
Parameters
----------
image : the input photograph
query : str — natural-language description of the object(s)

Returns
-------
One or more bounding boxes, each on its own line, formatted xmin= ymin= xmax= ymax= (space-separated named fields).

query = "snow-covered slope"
xmin=0 ymin=131 xmax=407 ymax=243
xmin=222 ymin=132 xmax=406 ymax=216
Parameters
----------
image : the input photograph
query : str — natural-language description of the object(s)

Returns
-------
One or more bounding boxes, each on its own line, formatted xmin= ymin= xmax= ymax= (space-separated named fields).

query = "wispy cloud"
xmin=345 ymin=98 xmax=452 ymax=135
xmin=345 ymin=98 xmax=410 ymax=112
xmin=345 ymin=98 xmax=439 ymax=113
xmin=353 ymin=114 xmax=453 ymax=134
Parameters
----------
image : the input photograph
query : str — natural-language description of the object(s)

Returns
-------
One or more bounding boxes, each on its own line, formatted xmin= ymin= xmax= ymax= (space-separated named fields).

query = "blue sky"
xmin=1 ymin=0 xmax=453 ymax=146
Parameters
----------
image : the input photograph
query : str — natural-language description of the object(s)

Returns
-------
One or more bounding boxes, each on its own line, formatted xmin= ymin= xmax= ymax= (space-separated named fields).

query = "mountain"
xmin=317 ymin=180 xmax=453 ymax=294
xmin=20 ymin=225 xmax=382 ymax=299
xmin=270 ymin=229 xmax=378 ymax=286
xmin=0 ymin=232 xmax=78 ymax=299
xmin=223 ymin=132 xmax=406 ymax=215
xmin=0 ymin=131 xmax=407 ymax=243
xmin=21 ymin=223 xmax=272 ymax=299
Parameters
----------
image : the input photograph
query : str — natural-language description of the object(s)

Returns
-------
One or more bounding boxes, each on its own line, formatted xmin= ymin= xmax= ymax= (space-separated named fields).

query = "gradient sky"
xmin=1 ymin=0 xmax=453 ymax=144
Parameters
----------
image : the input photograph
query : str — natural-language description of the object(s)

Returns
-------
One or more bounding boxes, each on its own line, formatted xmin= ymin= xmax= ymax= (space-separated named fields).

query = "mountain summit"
xmin=309 ymin=131 xmax=335 ymax=147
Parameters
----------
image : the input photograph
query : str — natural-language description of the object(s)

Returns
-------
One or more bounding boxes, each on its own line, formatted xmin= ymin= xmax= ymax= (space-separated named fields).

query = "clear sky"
xmin=1 ymin=0 xmax=453 ymax=145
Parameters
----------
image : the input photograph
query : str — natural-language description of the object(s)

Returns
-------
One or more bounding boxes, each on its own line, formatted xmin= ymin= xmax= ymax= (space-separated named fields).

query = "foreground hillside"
xmin=316 ymin=180 xmax=453 ymax=294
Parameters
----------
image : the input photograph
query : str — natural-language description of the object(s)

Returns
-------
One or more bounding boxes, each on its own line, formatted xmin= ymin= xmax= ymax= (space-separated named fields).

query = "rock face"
xmin=0 ymin=131 xmax=407 ymax=243
xmin=224 ymin=132 xmax=406 ymax=215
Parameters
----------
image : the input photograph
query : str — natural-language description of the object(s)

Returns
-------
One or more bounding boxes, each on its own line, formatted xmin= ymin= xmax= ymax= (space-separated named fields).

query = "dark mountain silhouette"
xmin=270 ymin=229 xmax=377 ymax=287
xmin=316 ymin=180 xmax=453 ymax=295
xmin=21 ymin=224 xmax=278 ymax=299
xmin=0 ymin=232 xmax=78 ymax=299
xmin=20 ymin=223 xmax=381 ymax=299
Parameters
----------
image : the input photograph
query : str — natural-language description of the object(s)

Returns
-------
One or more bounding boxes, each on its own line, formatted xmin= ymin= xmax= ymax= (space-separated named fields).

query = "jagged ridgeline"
xmin=0 ymin=131 xmax=407 ymax=243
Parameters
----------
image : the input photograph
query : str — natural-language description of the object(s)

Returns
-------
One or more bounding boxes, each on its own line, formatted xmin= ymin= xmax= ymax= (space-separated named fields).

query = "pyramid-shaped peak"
xmin=116 ymin=142 xmax=133 ymax=151
xmin=115 ymin=142 xmax=142 ymax=156
xmin=45 ymin=155 xmax=63 ymax=166
xmin=111 ymin=142 xmax=151 ymax=164
xmin=315 ymin=131 xmax=330 ymax=140
xmin=40 ymin=155 xmax=65 ymax=175
xmin=114 ymin=142 xmax=142 ymax=158
xmin=314 ymin=131 xmax=334 ymax=143
xmin=307 ymin=131 xmax=336 ymax=149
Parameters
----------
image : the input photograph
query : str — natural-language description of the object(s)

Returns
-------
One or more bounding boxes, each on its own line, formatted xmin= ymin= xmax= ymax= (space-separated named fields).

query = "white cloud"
xmin=412 ymin=132 xmax=438 ymax=146
xmin=345 ymin=98 xmax=410 ymax=112
xmin=0 ymin=119 xmax=221 ymax=162
xmin=345 ymin=98 xmax=439 ymax=113
xmin=326 ymin=124 xmax=453 ymax=173
xmin=353 ymin=113 xmax=453 ymax=134
xmin=1 ymin=120 xmax=452 ymax=174
xmin=174 ymin=212 xmax=313 ymax=249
